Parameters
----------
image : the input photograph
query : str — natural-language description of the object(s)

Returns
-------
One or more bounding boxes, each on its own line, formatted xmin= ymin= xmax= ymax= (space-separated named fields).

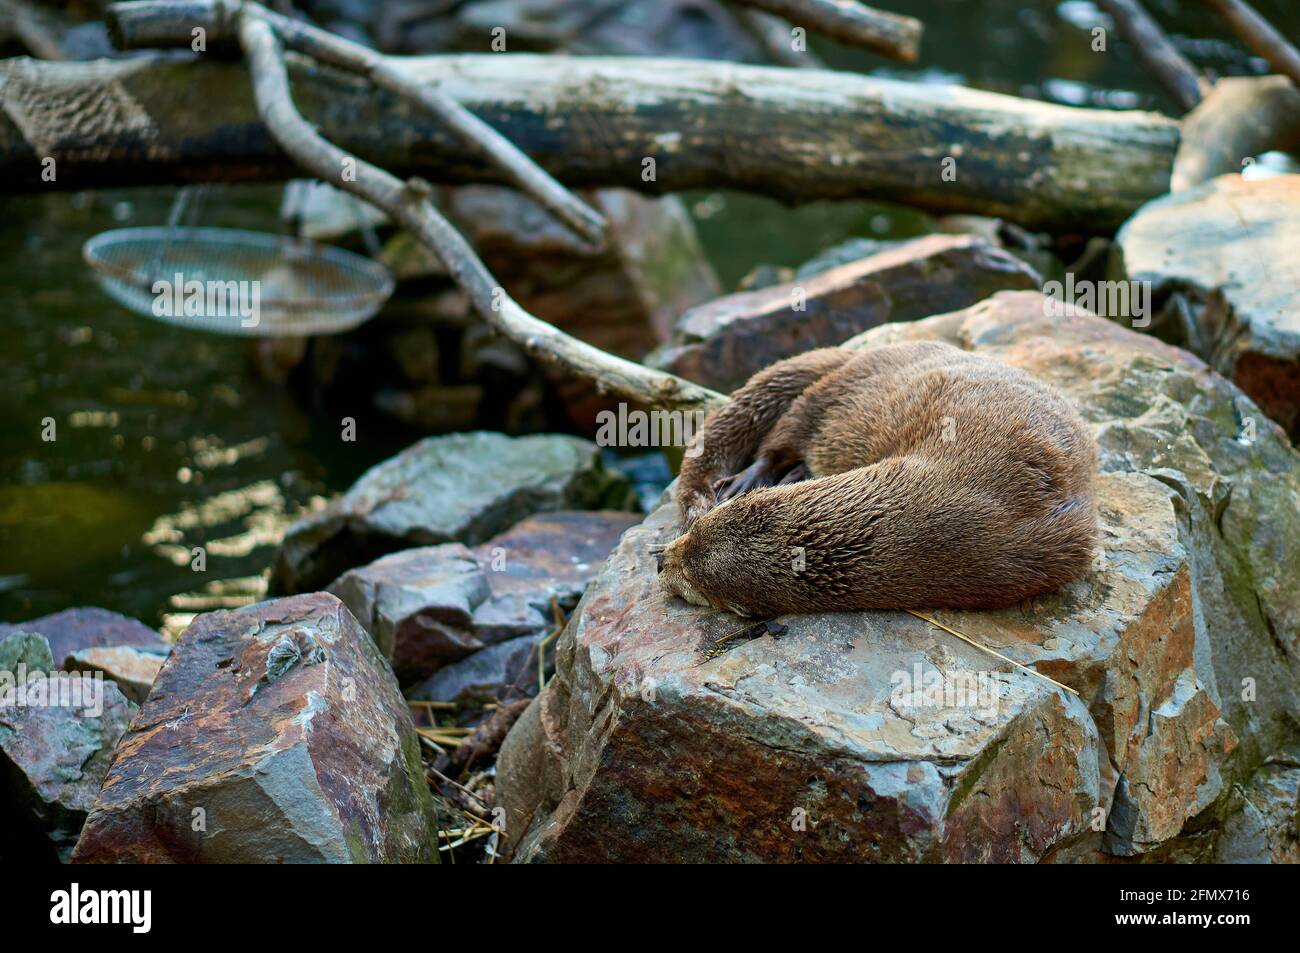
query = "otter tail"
xmin=676 ymin=348 xmax=852 ymax=527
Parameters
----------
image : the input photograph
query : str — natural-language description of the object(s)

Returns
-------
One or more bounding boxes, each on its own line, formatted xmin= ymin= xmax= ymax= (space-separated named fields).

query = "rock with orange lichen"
xmin=648 ymin=234 xmax=1039 ymax=394
xmin=71 ymin=593 xmax=437 ymax=863
xmin=496 ymin=292 xmax=1299 ymax=862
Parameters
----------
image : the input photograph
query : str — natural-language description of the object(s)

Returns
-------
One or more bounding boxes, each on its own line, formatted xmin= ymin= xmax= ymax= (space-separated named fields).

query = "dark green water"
xmin=0 ymin=187 xmax=421 ymax=628
xmin=1 ymin=0 xmax=1295 ymax=627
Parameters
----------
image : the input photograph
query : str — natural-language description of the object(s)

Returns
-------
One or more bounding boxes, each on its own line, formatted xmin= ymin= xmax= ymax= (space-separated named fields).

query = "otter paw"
xmin=712 ymin=458 xmax=781 ymax=501
xmin=777 ymin=462 xmax=812 ymax=485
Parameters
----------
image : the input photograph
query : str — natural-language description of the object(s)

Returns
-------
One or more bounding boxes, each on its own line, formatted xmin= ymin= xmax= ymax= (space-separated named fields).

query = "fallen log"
xmin=0 ymin=51 xmax=1179 ymax=232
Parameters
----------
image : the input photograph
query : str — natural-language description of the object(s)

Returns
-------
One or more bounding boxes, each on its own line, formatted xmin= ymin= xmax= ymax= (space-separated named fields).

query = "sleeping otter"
xmin=658 ymin=342 xmax=1098 ymax=616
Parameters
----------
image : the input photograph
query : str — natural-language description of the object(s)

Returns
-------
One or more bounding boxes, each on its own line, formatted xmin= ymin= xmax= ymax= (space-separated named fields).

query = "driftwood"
xmin=731 ymin=0 xmax=921 ymax=62
xmin=0 ymin=51 xmax=1179 ymax=232
xmin=1096 ymin=0 xmax=1203 ymax=112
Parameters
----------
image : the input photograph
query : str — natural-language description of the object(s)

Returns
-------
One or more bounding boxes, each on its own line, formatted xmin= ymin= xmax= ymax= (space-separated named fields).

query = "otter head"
xmin=655 ymin=499 xmax=757 ymax=616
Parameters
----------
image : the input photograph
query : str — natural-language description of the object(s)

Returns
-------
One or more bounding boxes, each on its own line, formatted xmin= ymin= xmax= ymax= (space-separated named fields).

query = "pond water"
xmin=1 ymin=0 xmax=1295 ymax=628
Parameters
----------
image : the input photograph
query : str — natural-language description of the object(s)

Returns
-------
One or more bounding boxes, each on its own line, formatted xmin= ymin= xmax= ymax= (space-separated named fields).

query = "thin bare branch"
xmin=1096 ymin=0 xmax=1204 ymax=112
xmin=731 ymin=0 xmax=921 ymax=62
xmin=0 ymin=0 xmax=68 ymax=59
xmin=733 ymin=7 xmax=828 ymax=69
xmin=1201 ymin=0 xmax=1300 ymax=91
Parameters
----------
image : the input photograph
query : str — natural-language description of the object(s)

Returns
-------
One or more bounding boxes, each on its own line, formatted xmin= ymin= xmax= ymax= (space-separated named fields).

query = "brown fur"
xmin=661 ymin=342 xmax=1098 ymax=616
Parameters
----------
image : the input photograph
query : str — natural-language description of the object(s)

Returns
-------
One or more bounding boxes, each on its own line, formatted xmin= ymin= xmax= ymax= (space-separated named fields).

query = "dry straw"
xmin=905 ymin=609 xmax=1079 ymax=696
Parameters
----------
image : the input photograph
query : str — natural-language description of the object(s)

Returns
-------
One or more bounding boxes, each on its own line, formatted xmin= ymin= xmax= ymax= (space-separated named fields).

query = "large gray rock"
xmin=1113 ymin=173 xmax=1300 ymax=437
xmin=0 ymin=632 xmax=136 ymax=863
xmin=497 ymin=292 xmax=1300 ymax=863
xmin=71 ymin=593 xmax=438 ymax=863
xmin=272 ymin=432 xmax=632 ymax=594
xmin=330 ymin=510 xmax=641 ymax=687
xmin=648 ymin=234 xmax=1040 ymax=393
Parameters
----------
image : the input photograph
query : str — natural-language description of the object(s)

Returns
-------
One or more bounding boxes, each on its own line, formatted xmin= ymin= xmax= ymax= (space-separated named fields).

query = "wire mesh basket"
xmin=83 ymin=225 xmax=395 ymax=337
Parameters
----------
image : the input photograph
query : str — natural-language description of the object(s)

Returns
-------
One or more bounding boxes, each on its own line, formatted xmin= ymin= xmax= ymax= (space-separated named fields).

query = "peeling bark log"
xmin=0 ymin=52 xmax=1179 ymax=232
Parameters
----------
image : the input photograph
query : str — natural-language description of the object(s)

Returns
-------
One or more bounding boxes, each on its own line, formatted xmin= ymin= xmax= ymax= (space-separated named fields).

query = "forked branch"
xmin=236 ymin=8 xmax=725 ymax=414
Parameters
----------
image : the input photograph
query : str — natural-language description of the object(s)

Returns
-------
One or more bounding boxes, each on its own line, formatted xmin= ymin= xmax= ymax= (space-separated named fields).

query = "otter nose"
xmin=648 ymin=543 xmax=667 ymax=573
xmin=655 ymin=551 xmax=666 ymax=573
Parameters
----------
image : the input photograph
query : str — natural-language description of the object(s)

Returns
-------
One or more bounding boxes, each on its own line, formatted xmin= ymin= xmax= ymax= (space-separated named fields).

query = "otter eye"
xmin=647 ymin=541 xmax=668 ymax=573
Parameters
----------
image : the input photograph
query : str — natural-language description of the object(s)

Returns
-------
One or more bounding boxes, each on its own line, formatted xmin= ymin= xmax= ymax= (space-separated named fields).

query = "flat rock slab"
xmin=498 ymin=291 xmax=1300 ymax=862
xmin=72 ymin=593 xmax=438 ymax=863
xmin=648 ymin=234 xmax=1040 ymax=393
xmin=1114 ymin=174 xmax=1300 ymax=436
xmin=1 ymin=631 xmax=136 ymax=863
xmin=409 ymin=630 xmax=551 ymax=707
xmin=331 ymin=511 xmax=641 ymax=687
xmin=272 ymin=431 xmax=631 ymax=594
xmin=63 ymin=645 xmax=168 ymax=705
xmin=0 ymin=607 xmax=167 ymax=661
